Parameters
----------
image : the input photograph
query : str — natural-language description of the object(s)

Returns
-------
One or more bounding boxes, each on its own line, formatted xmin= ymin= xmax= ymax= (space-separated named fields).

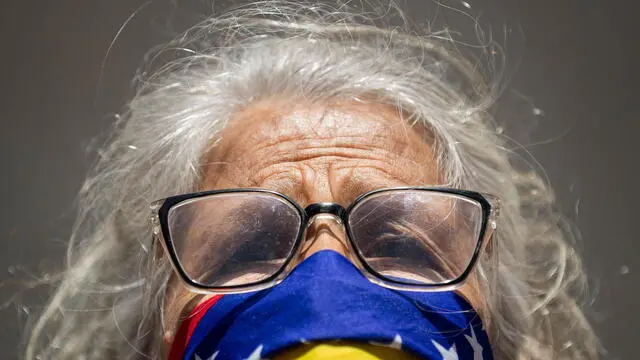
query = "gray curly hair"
xmin=25 ymin=1 xmax=599 ymax=359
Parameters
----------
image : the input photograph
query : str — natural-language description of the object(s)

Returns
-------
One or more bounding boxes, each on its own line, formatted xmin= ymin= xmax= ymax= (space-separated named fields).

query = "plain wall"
xmin=1 ymin=1 xmax=638 ymax=359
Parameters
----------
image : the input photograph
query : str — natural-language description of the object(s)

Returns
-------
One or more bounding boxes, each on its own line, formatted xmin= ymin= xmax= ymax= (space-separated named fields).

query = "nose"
xmin=299 ymin=214 xmax=350 ymax=259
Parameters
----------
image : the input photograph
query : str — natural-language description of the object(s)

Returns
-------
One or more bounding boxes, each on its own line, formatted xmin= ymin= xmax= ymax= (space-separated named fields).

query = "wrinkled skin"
xmin=162 ymin=99 xmax=486 ymax=349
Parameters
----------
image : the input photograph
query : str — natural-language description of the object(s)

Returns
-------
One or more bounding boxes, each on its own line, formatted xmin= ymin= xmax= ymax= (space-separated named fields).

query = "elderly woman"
xmin=25 ymin=1 xmax=599 ymax=360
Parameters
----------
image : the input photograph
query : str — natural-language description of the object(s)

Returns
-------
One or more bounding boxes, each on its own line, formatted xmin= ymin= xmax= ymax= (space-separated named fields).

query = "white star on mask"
xmin=245 ymin=345 xmax=265 ymax=360
xmin=432 ymin=340 xmax=459 ymax=360
xmin=195 ymin=351 xmax=218 ymax=360
xmin=464 ymin=326 xmax=484 ymax=360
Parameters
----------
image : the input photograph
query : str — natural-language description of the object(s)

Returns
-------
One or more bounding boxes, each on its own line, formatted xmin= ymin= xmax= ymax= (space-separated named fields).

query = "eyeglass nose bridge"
xmin=303 ymin=202 xmax=347 ymax=226
xmin=302 ymin=202 xmax=349 ymax=247
xmin=299 ymin=202 xmax=354 ymax=260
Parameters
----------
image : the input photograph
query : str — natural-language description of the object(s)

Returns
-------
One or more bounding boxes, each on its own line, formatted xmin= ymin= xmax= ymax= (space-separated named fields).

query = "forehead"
xmin=219 ymin=99 xmax=429 ymax=146
xmin=201 ymin=99 xmax=441 ymax=199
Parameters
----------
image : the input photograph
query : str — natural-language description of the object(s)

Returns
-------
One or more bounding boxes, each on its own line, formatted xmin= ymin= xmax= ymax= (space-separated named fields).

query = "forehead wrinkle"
xmin=334 ymin=158 xmax=437 ymax=190
xmin=217 ymin=130 xmax=418 ymax=187
xmin=240 ymin=99 xmax=416 ymax=149
xmin=227 ymin=115 xmax=423 ymax=172
xmin=211 ymin=99 xmax=423 ymax=159
xmin=210 ymin=135 xmax=427 ymax=190
xmin=201 ymin=99 xmax=440 ymax=192
xmin=238 ymin=119 xmax=402 ymax=160
xmin=204 ymin=142 xmax=434 ymax=193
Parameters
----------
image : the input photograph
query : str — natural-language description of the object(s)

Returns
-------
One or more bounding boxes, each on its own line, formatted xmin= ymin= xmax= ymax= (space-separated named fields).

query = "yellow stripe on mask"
xmin=274 ymin=342 xmax=422 ymax=360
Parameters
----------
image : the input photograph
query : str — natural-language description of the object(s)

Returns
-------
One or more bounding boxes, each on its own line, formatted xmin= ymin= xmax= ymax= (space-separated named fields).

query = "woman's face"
xmin=163 ymin=98 xmax=485 ymax=345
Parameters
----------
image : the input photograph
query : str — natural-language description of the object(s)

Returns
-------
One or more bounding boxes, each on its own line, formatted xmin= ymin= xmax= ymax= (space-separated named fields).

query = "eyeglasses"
xmin=150 ymin=187 xmax=500 ymax=294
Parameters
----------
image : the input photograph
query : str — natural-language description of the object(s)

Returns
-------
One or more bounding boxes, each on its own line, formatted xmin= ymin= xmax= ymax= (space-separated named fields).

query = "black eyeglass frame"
xmin=150 ymin=187 xmax=500 ymax=294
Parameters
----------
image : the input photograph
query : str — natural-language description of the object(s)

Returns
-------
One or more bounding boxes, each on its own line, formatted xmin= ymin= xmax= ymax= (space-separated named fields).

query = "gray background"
xmin=1 ymin=0 xmax=638 ymax=359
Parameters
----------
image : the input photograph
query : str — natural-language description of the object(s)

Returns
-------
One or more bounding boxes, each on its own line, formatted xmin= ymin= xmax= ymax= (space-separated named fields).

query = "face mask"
xmin=170 ymin=250 xmax=493 ymax=360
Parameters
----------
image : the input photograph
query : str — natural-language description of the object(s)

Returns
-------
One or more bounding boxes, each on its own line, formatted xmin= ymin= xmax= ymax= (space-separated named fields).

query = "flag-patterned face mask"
xmin=169 ymin=250 xmax=493 ymax=360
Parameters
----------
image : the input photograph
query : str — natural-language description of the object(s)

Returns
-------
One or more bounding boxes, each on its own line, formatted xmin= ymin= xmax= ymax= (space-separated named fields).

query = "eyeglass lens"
xmin=167 ymin=193 xmax=302 ymax=287
xmin=348 ymin=190 xmax=483 ymax=285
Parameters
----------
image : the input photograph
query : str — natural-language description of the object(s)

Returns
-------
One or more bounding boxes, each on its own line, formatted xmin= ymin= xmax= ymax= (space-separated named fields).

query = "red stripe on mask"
xmin=168 ymin=295 xmax=223 ymax=360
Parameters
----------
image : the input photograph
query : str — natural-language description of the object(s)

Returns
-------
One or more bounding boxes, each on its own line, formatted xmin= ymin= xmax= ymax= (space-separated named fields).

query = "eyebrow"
xmin=342 ymin=167 xmax=427 ymax=201
xmin=246 ymin=173 xmax=299 ymax=197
